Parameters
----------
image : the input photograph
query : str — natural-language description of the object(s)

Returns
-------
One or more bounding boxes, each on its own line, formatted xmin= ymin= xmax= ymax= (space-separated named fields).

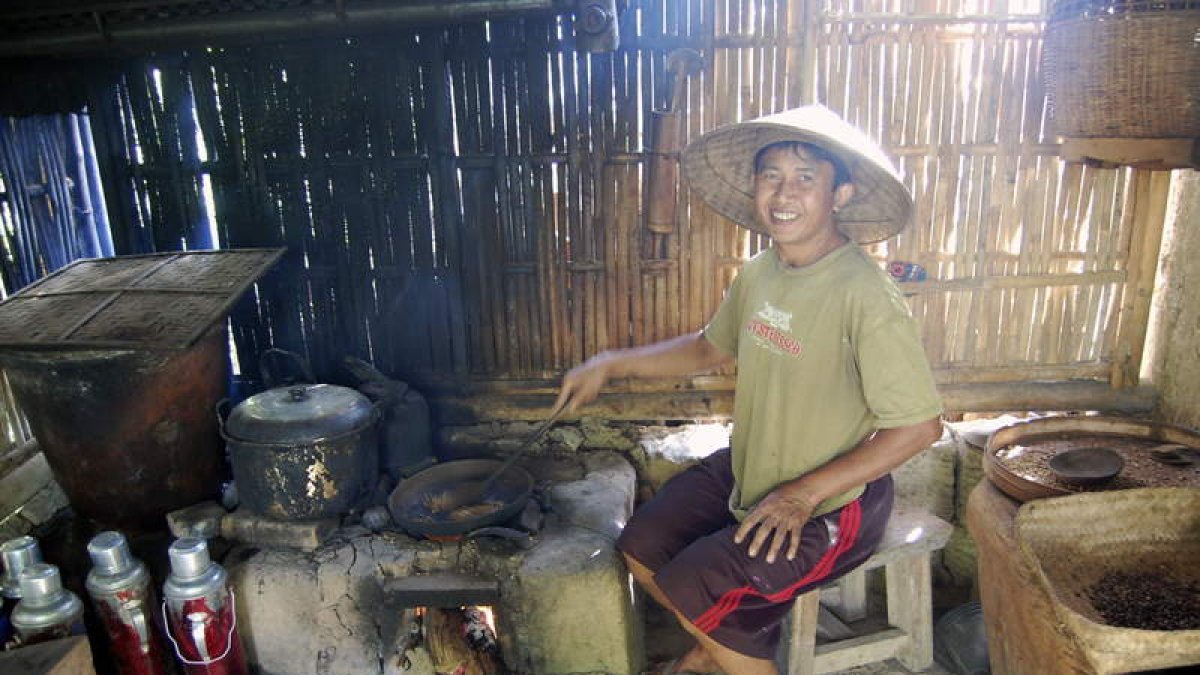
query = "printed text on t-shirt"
xmin=747 ymin=319 xmax=803 ymax=357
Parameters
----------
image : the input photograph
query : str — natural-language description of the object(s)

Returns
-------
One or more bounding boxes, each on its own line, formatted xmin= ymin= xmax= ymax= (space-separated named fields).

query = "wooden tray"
xmin=984 ymin=416 xmax=1200 ymax=503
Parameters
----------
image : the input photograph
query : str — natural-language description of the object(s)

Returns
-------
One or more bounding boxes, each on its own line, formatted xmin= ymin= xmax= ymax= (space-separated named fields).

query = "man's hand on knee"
xmin=734 ymin=489 xmax=820 ymax=563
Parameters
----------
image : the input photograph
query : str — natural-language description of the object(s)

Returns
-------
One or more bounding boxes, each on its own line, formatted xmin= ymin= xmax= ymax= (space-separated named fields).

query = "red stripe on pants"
xmin=693 ymin=499 xmax=863 ymax=634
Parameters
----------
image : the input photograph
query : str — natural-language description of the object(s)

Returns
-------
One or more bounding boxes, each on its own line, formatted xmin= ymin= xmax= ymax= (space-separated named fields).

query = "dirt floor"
xmin=643 ymin=600 xmax=962 ymax=675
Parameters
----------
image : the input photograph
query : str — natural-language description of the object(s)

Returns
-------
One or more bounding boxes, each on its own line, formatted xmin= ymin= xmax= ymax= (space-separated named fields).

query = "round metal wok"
xmin=387 ymin=459 xmax=534 ymax=537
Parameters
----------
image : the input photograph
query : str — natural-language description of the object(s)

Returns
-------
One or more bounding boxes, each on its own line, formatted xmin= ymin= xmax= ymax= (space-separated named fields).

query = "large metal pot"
xmin=0 ymin=328 xmax=226 ymax=530
xmin=221 ymin=384 xmax=380 ymax=520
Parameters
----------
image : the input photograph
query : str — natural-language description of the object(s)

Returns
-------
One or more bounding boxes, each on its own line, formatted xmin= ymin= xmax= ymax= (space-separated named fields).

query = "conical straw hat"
xmin=681 ymin=105 xmax=913 ymax=243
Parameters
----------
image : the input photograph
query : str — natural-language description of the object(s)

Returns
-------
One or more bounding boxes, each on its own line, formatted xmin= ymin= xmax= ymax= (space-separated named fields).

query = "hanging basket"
xmin=1043 ymin=1 xmax=1200 ymax=138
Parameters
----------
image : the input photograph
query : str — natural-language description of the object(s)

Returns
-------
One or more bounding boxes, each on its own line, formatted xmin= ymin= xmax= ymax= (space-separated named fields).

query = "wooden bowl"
xmin=1048 ymin=446 xmax=1124 ymax=486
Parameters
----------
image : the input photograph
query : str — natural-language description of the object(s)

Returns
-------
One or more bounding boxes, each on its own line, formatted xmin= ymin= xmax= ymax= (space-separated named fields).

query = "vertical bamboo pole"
xmin=1111 ymin=170 xmax=1171 ymax=388
xmin=87 ymin=68 xmax=139 ymax=256
xmin=552 ymin=162 xmax=571 ymax=369
xmin=535 ymin=162 xmax=555 ymax=374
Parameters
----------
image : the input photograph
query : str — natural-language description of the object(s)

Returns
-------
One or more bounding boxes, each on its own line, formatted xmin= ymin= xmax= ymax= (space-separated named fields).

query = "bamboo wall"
xmin=0 ymin=371 xmax=30 ymax=451
xmin=76 ymin=0 xmax=1167 ymax=404
xmin=812 ymin=1 xmax=1165 ymax=390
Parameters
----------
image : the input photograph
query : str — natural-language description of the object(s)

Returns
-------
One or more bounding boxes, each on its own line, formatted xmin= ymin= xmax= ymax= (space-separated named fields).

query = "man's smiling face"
xmin=752 ymin=143 xmax=853 ymax=257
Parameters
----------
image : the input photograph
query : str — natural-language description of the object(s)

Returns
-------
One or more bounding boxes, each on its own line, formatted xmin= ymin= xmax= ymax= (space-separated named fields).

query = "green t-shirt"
xmin=703 ymin=243 xmax=943 ymax=519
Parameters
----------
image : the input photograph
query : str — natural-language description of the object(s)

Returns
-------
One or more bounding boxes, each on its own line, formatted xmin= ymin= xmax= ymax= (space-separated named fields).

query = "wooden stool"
xmin=785 ymin=504 xmax=953 ymax=675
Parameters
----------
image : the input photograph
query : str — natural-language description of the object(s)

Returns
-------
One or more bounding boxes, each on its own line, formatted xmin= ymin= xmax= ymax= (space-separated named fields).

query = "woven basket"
xmin=1015 ymin=488 xmax=1200 ymax=674
xmin=1043 ymin=2 xmax=1200 ymax=138
xmin=983 ymin=415 xmax=1200 ymax=503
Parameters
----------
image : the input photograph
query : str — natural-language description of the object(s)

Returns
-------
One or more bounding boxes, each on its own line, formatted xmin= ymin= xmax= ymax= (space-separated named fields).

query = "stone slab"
xmin=942 ymin=528 xmax=980 ymax=590
xmin=0 ymin=451 xmax=54 ymax=518
xmin=511 ymin=527 xmax=638 ymax=675
xmin=637 ymin=423 xmax=730 ymax=491
xmin=891 ymin=434 xmax=956 ymax=522
xmin=578 ymin=416 xmax=639 ymax=451
xmin=954 ymin=440 xmax=988 ymax=519
xmin=166 ymin=500 xmax=227 ymax=539
xmin=549 ymin=450 xmax=637 ymax=540
xmin=0 ymin=448 xmax=68 ymax=539
xmin=18 ymin=481 xmax=68 ymax=525
xmin=384 ymin=574 xmax=499 ymax=607
xmin=221 ymin=509 xmax=338 ymax=551
xmin=228 ymin=548 xmax=344 ymax=675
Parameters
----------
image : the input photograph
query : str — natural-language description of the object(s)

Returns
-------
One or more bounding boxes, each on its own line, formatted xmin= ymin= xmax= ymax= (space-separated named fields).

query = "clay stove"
xmin=226 ymin=451 xmax=642 ymax=675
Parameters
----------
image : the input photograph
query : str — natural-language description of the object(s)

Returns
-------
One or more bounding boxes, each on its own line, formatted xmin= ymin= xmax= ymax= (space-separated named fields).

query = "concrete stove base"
xmin=228 ymin=451 xmax=642 ymax=675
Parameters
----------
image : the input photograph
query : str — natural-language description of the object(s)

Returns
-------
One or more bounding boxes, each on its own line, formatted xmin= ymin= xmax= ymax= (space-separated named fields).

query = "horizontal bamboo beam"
xmin=0 ymin=0 xmax=572 ymax=56
xmin=898 ymin=270 xmax=1124 ymax=294
xmin=939 ymin=381 xmax=1155 ymax=415
xmin=625 ymin=36 xmax=806 ymax=49
xmin=425 ymin=380 xmax=1156 ymax=423
xmin=890 ymin=143 xmax=1060 ymax=156
xmin=1060 ymin=138 xmax=1199 ymax=171
xmin=158 ymin=145 xmax=1064 ymax=176
xmin=823 ymin=13 xmax=1044 ymax=24
xmin=932 ymin=364 xmax=1114 ymax=385
xmin=920 ymin=251 xmax=1116 ymax=262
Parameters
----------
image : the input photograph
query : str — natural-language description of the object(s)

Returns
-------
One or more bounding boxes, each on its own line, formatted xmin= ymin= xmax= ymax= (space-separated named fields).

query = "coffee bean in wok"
xmin=412 ymin=492 xmax=507 ymax=523
xmin=422 ymin=490 xmax=457 ymax=514
xmin=447 ymin=501 xmax=505 ymax=522
xmin=1087 ymin=571 xmax=1200 ymax=631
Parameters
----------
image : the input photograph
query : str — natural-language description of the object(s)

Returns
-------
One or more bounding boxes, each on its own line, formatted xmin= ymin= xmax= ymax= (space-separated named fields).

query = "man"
xmin=554 ymin=105 xmax=944 ymax=675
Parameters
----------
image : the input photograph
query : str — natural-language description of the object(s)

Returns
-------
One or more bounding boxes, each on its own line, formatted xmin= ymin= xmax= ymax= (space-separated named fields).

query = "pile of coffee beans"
xmin=1087 ymin=571 xmax=1200 ymax=631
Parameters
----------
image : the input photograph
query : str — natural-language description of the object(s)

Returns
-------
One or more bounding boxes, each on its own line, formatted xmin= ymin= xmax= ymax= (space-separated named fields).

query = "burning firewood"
xmin=425 ymin=607 xmax=505 ymax=675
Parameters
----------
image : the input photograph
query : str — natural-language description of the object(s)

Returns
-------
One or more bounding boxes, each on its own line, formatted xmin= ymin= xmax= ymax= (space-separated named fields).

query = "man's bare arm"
xmin=780 ymin=416 xmax=944 ymax=505
xmin=555 ymin=332 xmax=734 ymax=412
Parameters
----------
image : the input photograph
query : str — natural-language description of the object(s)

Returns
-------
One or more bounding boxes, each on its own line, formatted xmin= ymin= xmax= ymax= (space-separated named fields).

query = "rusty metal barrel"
xmin=0 ymin=249 xmax=284 ymax=531
xmin=0 ymin=328 xmax=226 ymax=530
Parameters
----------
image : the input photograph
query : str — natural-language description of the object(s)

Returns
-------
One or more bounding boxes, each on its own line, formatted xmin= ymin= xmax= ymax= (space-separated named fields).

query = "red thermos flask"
xmin=85 ymin=531 xmax=172 ymax=675
xmin=162 ymin=538 xmax=247 ymax=675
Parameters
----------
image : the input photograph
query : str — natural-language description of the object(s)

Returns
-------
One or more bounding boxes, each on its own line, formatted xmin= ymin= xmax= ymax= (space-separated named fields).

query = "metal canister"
xmin=2 ymin=536 xmax=44 ymax=647
xmin=86 ymin=531 xmax=171 ymax=675
xmin=1 ymin=536 xmax=43 ymax=601
xmin=162 ymin=538 xmax=247 ymax=675
xmin=10 ymin=563 xmax=85 ymax=646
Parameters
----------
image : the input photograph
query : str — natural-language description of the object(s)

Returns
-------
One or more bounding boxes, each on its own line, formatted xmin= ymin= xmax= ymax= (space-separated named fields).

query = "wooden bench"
xmin=785 ymin=504 xmax=953 ymax=675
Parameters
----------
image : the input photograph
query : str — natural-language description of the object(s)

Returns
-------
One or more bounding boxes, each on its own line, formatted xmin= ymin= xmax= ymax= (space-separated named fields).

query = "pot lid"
xmin=224 ymin=384 xmax=376 ymax=444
